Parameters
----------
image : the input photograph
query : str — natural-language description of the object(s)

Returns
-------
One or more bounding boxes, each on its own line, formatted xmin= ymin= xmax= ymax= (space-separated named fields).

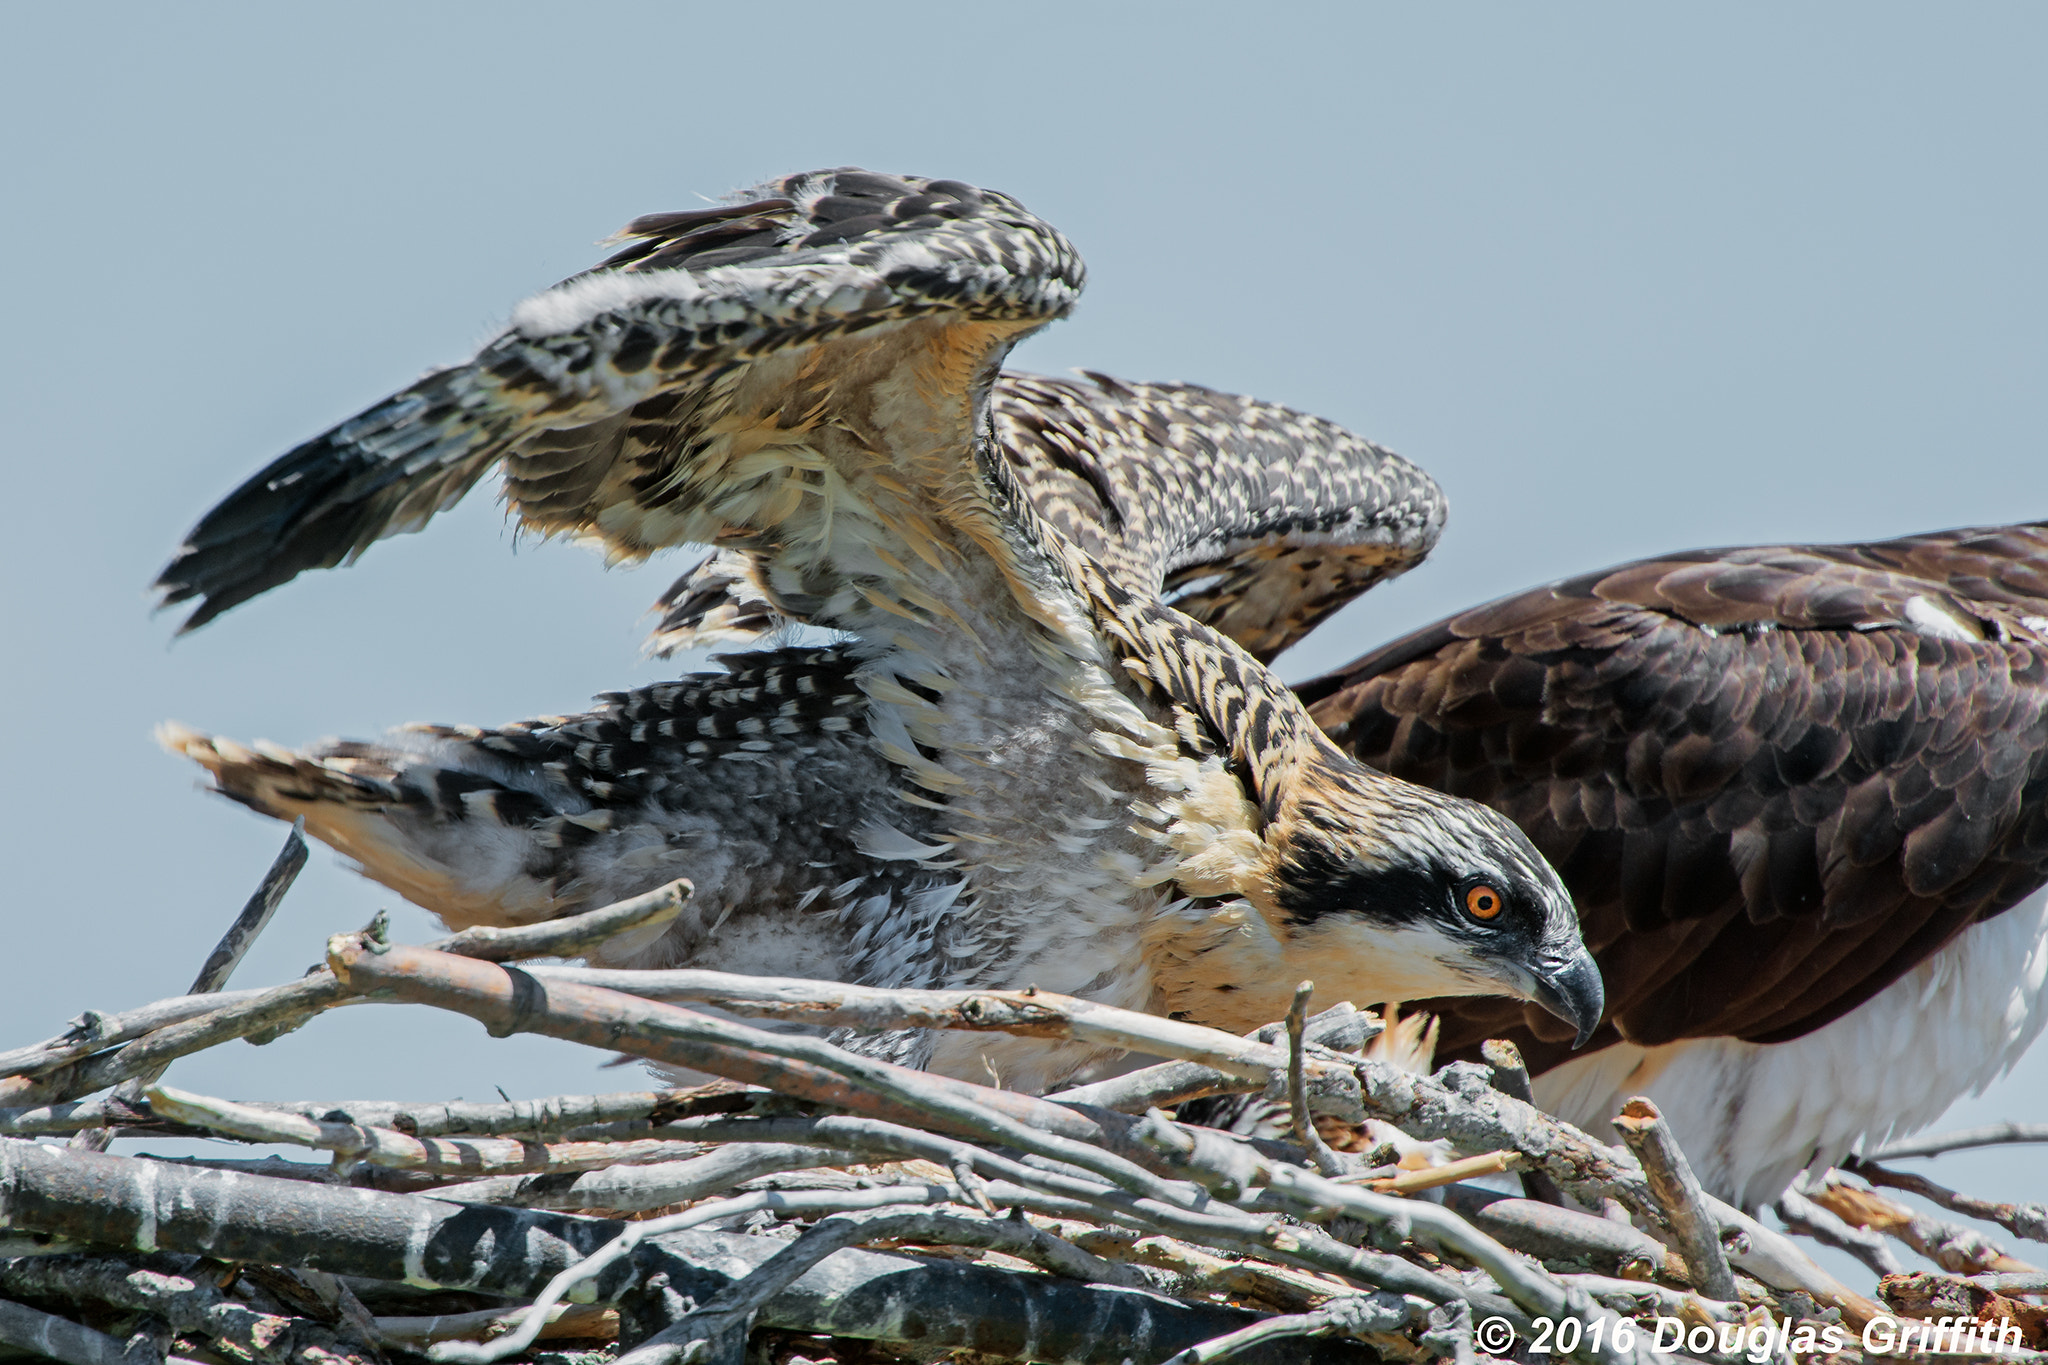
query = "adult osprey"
xmin=155 ymin=169 xmax=1601 ymax=1090
xmin=1299 ymin=526 xmax=2048 ymax=1208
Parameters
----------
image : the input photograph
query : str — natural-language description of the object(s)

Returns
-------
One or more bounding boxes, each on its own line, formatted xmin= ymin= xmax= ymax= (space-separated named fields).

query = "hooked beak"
xmin=1527 ymin=949 xmax=1606 ymax=1049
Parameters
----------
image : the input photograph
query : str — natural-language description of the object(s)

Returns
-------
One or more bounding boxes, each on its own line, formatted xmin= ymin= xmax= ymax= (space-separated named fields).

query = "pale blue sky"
xmin=3 ymin=4 xmax=2043 ymax=1263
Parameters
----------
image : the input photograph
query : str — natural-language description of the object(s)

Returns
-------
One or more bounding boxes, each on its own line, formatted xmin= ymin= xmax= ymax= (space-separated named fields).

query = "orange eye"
xmin=1464 ymin=884 xmax=1504 ymax=921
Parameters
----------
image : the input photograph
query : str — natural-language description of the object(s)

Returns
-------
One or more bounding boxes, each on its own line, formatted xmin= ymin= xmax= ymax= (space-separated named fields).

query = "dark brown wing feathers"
xmin=1301 ymin=523 xmax=2048 ymax=1074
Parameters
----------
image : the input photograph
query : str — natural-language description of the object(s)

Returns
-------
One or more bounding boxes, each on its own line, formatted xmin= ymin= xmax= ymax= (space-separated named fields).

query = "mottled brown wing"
xmin=647 ymin=370 xmax=1447 ymax=662
xmin=156 ymin=169 xmax=1083 ymax=632
xmin=1297 ymin=523 xmax=2048 ymax=1074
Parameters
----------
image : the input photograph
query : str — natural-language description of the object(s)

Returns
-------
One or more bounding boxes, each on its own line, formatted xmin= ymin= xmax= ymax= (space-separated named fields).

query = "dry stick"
xmin=610 ymin=1206 xmax=1190 ymax=1365
xmin=319 ymin=942 xmax=1863 ymax=1335
xmin=431 ymin=1189 xmax=978 ymax=1365
xmin=1478 ymin=1040 xmax=1566 ymax=1206
xmin=319 ymin=941 xmax=1522 ymax=1317
xmin=1286 ymin=983 xmax=1345 ymax=1176
xmin=0 ymin=1142 xmax=1338 ymax=1365
xmin=0 ymin=991 xmax=268 ymax=1083
xmin=3 ymin=1090 xmax=696 ymax=1141
xmin=1253 ymin=1166 xmax=1656 ymax=1365
xmin=145 ymin=1084 xmax=713 ymax=1178
xmin=1611 ymin=1097 xmax=1738 ymax=1302
xmin=1803 ymin=1171 xmax=2033 ymax=1275
xmin=1437 ymin=1188 xmax=1684 ymax=1281
xmin=1363 ymin=1151 xmax=1518 ymax=1196
xmin=1871 ymin=1123 xmax=2048 ymax=1162
xmin=524 ymin=966 xmax=1363 ymax=1095
xmin=326 ymin=939 xmax=1217 ymax=1214
xmin=1846 ymin=1157 xmax=2048 ymax=1245
xmin=1776 ymin=1187 xmax=1908 ymax=1278
xmin=0 ymin=1295 xmax=163 ymax=1365
xmin=70 ymin=821 xmax=308 ymax=1152
xmin=1341 ymin=1056 xmax=1871 ymax=1320
xmin=429 ymin=1142 xmax=869 ymax=1210
xmin=372 ymin=1303 xmax=618 ymax=1350
xmin=1159 ymin=1294 xmax=1419 ymax=1365
xmin=0 ymin=880 xmax=691 ymax=1110
xmin=1136 ymin=1112 xmax=1656 ymax=1365
xmin=0 ymin=1253 xmax=375 ymax=1365
xmin=1050 ymin=1006 xmax=1377 ymax=1114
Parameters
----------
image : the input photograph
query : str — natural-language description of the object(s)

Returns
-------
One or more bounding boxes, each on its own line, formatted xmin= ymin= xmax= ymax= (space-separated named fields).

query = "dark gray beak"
xmin=1528 ymin=950 xmax=1606 ymax=1049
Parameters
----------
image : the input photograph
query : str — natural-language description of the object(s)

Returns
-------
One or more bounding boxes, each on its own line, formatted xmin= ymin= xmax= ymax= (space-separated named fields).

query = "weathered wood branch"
xmin=0 ymin=1293 xmax=162 ymax=1365
xmin=1048 ymin=1005 xmax=1375 ymax=1115
xmin=0 ymin=1252 xmax=374 ymax=1365
xmin=0 ymin=1141 xmax=1366 ymax=1365
xmin=0 ymin=882 xmax=691 ymax=1111
xmin=524 ymin=965 xmax=1364 ymax=1091
xmin=1845 ymin=1158 xmax=2048 ymax=1246
xmin=1803 ymin=1170 xmax=2033 ymax=1276
xmin=145 ymin=1084 xmax=714 ymax=1178
xmin=1612 ymin=1096 xmax=1737 ymax=1301
xmin=1870 ymin=1123 xmax=2048 ymax=1162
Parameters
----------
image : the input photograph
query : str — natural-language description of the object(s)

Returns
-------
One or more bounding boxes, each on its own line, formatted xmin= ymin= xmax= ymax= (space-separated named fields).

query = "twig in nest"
xmin=146 ymin=1083 xmax=714 ymax=1179
xmin=1803 ymin=1169 xmax=2033 ymax=1275
xmin=0 ymin=1252 xmax=375 ymax=1365
xmin=1844 ymin=1157 xmax=2048 ymax=1247
xmin=0 ymin=1142 xmax=1329 ymax=1365
xmin=69 ymin=821 xmax=308 ymax=1152
xmin=1158 ymin=1292 xmax=1420 ymax=1365
xmin=525 ymin=965 xmax=1361 ymax=1089
xmin=429 ymin=1142 xmax=871 ymax=1210
xmin=371 ymin=1302 xmax=618 ymax=1349
xmin=1612 ymin=1096 xmax=1738 ymax=1301
xmin=1287 ymin=983 xmax=1346 ymax=1176
xmin=1478 ymin=1039 xmax=1566 ymax=1206
xmin=0 ymin=1294 xmax=173 ymax=1365
xmin=1776 ymin=1187 xmax=1907 ymax=1278
xmin=1047 ymin=1003 xmax=1375 ymax=1115
xmin=1870 ymin=1123 xmax=2048 ymax=1162
xmin=0 ymin=880 xmax=690 ymax=1110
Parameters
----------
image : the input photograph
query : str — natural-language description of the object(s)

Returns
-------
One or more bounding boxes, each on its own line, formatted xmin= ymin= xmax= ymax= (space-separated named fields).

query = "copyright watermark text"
xmin=1475 ymin=1313 xmax=2027 ymax=1359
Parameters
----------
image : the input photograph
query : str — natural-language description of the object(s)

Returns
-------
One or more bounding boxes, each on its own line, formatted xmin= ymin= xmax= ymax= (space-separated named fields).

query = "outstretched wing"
xmin=647 ymin=370 xmax=1446 ymax=661
xmin=155 ymin=169 xmax=1084 ymax=632
xmin=1298 ymin=523 xmax=2048 ymax=1073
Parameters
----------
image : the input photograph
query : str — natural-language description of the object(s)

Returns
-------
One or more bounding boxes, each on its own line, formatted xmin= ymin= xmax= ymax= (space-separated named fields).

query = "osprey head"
xmin=1265 ymin=760 xmax=1603 ymax=1047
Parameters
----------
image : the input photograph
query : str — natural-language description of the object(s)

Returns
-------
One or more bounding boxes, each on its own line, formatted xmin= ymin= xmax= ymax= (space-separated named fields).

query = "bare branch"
xmin=1803 ymin=1170 xmax=2033 ymax=1276
xmin=0 ymin=883 xmax=690 ymax=1110
xmin=0 ymin=1295 xmax=160 ymax=1365
xmin=0 ymin=992 xmax=268 ymax=1084
xmin=1048 ymin=1005 xmax=1375 ymax=1115
xmin=190 ymin=819 xmax=310 ymax=995
xmin=1776 ymin=1187 xmax=1908 ymax=1278
xmin=1158 ymin=1293 xmax=1419 ymax=1365
xmin=1612 ymin=1096 xmax=1737 ymax=1301
xmin=1478 ymin=1040 xmax=1565 ymax=1206
xmin=525 ymin=965 xmax=1362 ymax=1090
xmin=1845 ymin=1157 xmax=2048 ymax=1247
xmin=1870 ymin=1124 xmax=2048 ymax=1162
xmin=428 ymin=1142 xmax=869 ymax=1210
xmin=372 ymin=1302 xmax=617 ymax=1349
xmin=1438 ymin=1187 xmax=1681 ymax=1281
xmin=0 ymin=1253 xmax=375 ymax=1365
xmin=431 ymin=879 xmax=690 ymax=963
xmin=1287 ymin=983 xmax=1346 ymax=1176
xmin=69 ymin=823 xmax=309 ymax=1153
xmin=145 ymin=1083 xmax=712 ymax=1178
xmin=0 ymin=1140 xmax=1359 ymax=1365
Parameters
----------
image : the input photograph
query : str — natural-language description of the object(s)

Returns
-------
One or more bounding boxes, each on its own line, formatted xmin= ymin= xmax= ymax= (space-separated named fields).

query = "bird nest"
xmin=2 ymin=829 xmax=2043 ymax=1365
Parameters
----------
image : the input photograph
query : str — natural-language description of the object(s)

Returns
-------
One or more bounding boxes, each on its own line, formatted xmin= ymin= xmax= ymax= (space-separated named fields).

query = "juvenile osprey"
xmin=1299 ymin=524 xmax=2048 ymax=1207
xmin=156 ymin=169 xmax=1601 ymax=1089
